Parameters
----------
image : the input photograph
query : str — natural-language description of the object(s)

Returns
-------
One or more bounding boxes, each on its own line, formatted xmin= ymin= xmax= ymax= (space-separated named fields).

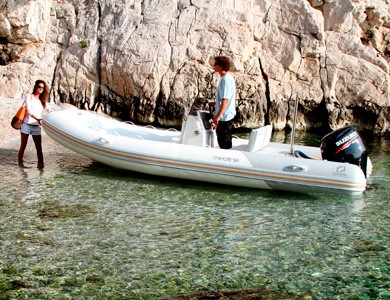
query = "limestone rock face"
xmin=0 ymin=0 xmax=389 ymax=137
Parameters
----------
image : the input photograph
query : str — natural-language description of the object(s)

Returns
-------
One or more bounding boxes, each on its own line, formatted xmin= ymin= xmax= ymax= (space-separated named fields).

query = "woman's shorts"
xmin=21 ymin=123 xmax=42 ymax=135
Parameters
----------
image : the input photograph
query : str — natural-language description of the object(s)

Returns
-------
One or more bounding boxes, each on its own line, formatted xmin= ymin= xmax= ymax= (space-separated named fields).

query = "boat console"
xmin=180 ymin=99 xmax=216 ymax=147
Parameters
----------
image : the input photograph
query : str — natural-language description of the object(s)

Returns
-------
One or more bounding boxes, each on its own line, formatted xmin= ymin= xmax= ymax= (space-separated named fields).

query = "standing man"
xmin=211 ymin=56 xmax=236 ymax=149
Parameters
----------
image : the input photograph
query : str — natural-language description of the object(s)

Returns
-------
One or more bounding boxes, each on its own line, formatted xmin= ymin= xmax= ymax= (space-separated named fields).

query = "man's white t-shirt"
xmin=215 ymin=72 xmax=236 ymax=122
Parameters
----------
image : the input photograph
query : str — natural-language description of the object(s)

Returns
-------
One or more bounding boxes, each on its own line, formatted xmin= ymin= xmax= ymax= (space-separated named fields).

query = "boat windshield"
xmin=189 ymin=98 xmax=208 ymax=116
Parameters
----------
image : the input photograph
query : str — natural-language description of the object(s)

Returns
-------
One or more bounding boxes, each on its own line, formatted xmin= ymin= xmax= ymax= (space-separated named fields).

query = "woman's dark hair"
xmin=214 ymin=56 xmax=231 ymax=71
xmin=32 ymin=80 xmax=49 ymax=108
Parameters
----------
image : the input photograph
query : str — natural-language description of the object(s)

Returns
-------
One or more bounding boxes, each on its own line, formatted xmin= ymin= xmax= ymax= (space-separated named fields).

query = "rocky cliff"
xmin=1 ymin=0 xmax=389 ymax=136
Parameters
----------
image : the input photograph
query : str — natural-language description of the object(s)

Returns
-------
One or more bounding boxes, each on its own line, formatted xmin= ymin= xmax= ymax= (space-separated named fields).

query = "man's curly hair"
xmin=214 ymin=56 xmax=231 ymax=71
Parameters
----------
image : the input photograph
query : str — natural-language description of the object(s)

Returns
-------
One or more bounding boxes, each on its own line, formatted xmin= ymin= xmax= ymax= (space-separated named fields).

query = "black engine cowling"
xmin=320 ymin=125 xmax=368 ymax=177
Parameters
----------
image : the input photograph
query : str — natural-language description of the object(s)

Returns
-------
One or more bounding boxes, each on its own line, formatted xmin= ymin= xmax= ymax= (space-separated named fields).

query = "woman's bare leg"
xmin=18 ymin=132 xmax=29 ymax=166
xmin=32 ymin=134 xmax=44 ymax=169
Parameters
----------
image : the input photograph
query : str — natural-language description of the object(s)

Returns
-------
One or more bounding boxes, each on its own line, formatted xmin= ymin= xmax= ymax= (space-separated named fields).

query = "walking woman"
xmin=18 ymin=80 xmax=52 ymax=169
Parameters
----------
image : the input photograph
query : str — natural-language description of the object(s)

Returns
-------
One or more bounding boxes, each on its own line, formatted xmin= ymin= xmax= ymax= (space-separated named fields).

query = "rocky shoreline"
xmin=1 ymin=0 xmax=389 ymax=137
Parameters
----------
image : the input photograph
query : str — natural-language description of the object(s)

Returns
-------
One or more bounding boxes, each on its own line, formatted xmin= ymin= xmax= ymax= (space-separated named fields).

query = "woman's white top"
xmin=23 ymin=94 xmax=52 ymax=125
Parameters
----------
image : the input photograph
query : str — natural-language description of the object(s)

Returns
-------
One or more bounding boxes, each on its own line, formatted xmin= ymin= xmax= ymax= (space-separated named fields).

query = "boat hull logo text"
xmin=213 ymin=156 xmax=239 ymax=163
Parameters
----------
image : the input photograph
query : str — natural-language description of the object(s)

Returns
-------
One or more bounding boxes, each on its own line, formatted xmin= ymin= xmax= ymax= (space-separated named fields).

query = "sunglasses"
xmin=37 ymin=85 xmax=45 ymax=89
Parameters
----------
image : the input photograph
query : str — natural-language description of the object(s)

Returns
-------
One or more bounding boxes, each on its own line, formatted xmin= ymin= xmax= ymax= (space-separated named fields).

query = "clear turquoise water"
xmin=0 ymin=133 xmax=389 ymax=299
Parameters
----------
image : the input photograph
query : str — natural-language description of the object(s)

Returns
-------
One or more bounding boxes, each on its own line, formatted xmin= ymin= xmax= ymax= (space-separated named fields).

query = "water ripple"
xmin=0 ymin=136 xmax=389 ymax=299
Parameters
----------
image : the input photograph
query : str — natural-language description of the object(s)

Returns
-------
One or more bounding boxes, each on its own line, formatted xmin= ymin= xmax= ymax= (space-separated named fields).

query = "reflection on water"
xmin=0 ymin=133 xmax=389 ymax=299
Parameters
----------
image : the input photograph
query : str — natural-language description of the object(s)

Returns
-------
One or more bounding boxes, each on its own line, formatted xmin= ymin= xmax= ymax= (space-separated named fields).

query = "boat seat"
xmin=247 ymin=125 xmax=273 ymax=152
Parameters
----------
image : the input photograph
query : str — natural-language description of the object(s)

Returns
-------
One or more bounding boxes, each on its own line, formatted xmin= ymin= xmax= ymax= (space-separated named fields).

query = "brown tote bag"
xmin=11 ymin=104 xmax=27 ymax=130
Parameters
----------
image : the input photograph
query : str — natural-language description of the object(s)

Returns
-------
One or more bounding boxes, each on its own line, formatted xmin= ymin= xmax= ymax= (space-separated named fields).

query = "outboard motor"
xmin=320 ymin=125 xmax=368 ymax=177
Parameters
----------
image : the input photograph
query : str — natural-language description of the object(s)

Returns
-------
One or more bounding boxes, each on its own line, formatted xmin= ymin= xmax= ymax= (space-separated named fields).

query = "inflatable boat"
xmin=42 ymin=101 xmax=371 ymax=195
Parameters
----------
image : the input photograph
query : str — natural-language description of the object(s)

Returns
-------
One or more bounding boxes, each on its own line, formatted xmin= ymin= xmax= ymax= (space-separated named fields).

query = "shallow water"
xmin=0 ymin=133 xmax=389 ymax=299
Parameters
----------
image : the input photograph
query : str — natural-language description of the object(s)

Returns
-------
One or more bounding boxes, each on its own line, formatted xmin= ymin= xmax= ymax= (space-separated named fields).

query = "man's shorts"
xmin=21 ymin=123 xmax=42 ymax=135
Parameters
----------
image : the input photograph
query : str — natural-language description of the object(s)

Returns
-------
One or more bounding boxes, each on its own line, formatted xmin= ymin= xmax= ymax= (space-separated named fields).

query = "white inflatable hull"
xmin=42 ymin=108 xmax=367 ymax=195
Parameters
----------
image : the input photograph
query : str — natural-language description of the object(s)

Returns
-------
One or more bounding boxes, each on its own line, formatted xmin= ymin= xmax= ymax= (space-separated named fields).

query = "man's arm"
xmin=212 ymin=98 xmax=229 ymax=125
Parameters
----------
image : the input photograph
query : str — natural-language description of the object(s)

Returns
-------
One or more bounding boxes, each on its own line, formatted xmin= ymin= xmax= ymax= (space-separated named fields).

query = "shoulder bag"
xmin=11 ymin=94 xmax=28 ymax=130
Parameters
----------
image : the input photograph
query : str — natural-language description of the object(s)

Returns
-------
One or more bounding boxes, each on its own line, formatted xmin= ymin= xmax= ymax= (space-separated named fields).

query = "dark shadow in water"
xmin=0 ymin=148 xmax=19 ymax=166
xmin=72 ymin=160 xmax=325 ymax=202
